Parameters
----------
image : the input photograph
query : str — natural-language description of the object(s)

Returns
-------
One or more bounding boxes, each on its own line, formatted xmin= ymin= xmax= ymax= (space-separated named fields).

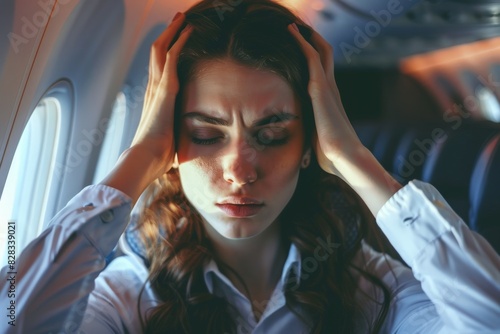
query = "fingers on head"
xmin=310 ymin=31 xmax=333 ymax=56
xmin=290 ymin=25 xmax=333 ymax=68
xmin=289 ymin=24 xmax=324 ymax=62
xmin=164 ymin=25 xmax=194 ymax=74
xmin=150 ymin=13 xmax=188 ymax=66
xmin=288 ymin=24 xmax=325 ymax=78
xmin=311 ymin=31 xmax=334 ymax=66
xmin=309 ymin=32 xmax=336 ymax=88
xmin=153 ymin=13 xmax=187 ymax=51
xmin=288 ymin=24 xmax=311 ymax=51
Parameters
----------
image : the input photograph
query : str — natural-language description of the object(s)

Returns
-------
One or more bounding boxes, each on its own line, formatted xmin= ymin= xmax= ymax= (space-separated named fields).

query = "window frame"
xmin=0 ymin=81 xmax=72 ymax=266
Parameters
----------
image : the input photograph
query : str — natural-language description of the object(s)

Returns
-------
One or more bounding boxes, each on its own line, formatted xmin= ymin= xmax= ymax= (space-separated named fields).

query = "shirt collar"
xmin=203 ymin=243 xmax=302 ymax=294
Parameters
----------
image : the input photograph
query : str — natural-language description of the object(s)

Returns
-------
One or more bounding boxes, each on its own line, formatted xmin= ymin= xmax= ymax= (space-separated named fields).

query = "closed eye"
xmin=189 ymin=128 xmax=224 ymax=145
xmin=188 ymin=128 xmax=290 ymax=146
xmin=254 ymin=127 xmax=289 ymax=146
xmin=191 ymin=136 xmax=223 ymax=145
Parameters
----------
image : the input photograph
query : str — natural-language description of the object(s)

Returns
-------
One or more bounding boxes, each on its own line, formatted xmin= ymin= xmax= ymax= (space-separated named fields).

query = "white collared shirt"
xmin=202 ymin=243 xmax=307 ymax=333
xmin=1 ymin=181 xmax=499 ymax=333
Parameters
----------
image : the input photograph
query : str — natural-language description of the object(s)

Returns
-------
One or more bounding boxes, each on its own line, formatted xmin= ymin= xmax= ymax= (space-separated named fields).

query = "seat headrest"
xmin=469 ymin=134 xmax=500 ymax=233
xmin=124 ymin=214 xmax=150 ymax=267
xmin=423 ymin=127 xmax=497 ymax=195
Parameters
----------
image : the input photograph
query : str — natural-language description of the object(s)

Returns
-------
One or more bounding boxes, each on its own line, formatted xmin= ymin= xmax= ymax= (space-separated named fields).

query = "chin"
xmin=219 ymin=222 xmax=265 ymax=240
xmin=203 ymin=215 xmax=273 ymax=241
xmin=221 ymin=229 xmax=263 ymax=240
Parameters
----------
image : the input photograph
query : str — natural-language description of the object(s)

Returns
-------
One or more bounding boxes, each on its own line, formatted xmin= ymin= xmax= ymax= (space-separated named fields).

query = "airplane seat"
xmin=124 ymin=214 xmax=151 ymax=267
xmin=420 ymin=123 xmax=499 ymax=221
xmin=105 ymin=215 xmax=143 ymax=266
xmin=370 ymin=122 xmax=410 ymax=171
xmin=391 ymin=123 xmax=447 ymax=184
xmin=353 ymin=122 xmax=381 ymax=151
xmin=469 ymin=134 xmax=500 ymax=253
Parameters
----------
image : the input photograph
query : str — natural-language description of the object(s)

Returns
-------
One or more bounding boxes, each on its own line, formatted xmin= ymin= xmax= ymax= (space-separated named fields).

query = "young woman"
xmin=1 ymin=0 xmax=499 ymax=333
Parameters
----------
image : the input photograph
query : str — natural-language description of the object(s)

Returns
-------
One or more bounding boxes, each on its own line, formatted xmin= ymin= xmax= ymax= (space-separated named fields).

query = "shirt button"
xmin=100 ymin=210 xmax=114 ymax=223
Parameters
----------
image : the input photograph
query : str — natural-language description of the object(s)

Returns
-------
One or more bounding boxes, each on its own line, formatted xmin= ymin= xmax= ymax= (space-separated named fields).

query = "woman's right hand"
xmin=131 ymin=12 xmax=192 ymax=173
xmin=100 ymin=13 xmax=192 ymax=203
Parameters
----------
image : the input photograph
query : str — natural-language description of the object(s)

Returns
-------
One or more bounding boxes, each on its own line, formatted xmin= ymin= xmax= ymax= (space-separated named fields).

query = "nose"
xmin=222 ymin=141 xmax=258 ymax=186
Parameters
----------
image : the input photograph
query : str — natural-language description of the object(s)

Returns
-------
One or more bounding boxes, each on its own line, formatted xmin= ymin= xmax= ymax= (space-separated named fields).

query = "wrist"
xmin=100 ymin=145 xmax=172 ymax=205
xmin=126 ymin=142 xmax=173 ymax=175
xmin=334 ymin=145 xmax=402 ymax=217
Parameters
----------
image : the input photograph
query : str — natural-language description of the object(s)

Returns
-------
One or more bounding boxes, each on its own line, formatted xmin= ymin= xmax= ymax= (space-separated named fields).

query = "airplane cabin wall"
xmin=400 ymin=38 xmax=500 ymax=122
xmin=0 ymin=0 xmax=197 ymax=226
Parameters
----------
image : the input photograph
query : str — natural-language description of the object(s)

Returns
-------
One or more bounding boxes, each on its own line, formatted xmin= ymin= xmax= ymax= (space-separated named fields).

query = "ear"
xmin=301 ymin=148 xmax=311 ymax=169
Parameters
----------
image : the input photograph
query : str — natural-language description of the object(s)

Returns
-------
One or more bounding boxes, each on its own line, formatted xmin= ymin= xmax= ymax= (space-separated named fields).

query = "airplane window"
xmin=92 ymin=92 xmax=128 ymax=184
xmin=0 ymin=97 xmax=61 ymax=267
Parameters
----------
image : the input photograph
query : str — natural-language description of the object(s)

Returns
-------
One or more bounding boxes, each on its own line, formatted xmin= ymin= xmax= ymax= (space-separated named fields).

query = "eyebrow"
xmin=182 ymin=111 xmax=299 ymax=127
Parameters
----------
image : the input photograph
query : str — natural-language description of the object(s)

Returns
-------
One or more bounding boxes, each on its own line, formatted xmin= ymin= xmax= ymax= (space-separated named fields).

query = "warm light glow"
xmin=400 ymin=37 xmax=500 ymax=74
xmin=311 ymin=0 xmax=325 ymax=11
xmin=280 ymin=0 xmax=325 ymax=24
xmin=283 ymin=0 xmax=309 ymax=9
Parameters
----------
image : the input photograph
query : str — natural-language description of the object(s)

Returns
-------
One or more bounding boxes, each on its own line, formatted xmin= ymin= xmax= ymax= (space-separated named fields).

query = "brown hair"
xmin=136 ymin=0 xmax=392 ymax=332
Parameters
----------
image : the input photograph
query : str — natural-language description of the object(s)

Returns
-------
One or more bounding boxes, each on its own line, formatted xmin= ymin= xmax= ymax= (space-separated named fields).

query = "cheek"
xmin=263 ymin=152 xmax=301 ymax=197
xmin=267 ymin=136 xmax=305 ymax=173
xmin=256 ymin=145 xmax=303 ymax=199
xmin=178 ymin=157 xmax=220 ymax=212
xmin=177 ymin=136 xmax=219 ymax=190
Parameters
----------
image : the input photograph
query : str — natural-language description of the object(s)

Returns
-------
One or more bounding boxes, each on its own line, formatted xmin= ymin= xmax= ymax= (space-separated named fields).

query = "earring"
xmin=246 ymin=175 xmax=257 ymax=184
xmin=301 ymin=156 xmax=310 ymax=168
xmin=172 ymin=153 xmax=179 ymax=169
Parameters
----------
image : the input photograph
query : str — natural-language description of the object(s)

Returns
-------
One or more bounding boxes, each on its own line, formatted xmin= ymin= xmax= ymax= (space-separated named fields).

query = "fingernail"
xmin=172 ymin=12 xmax=182 ymax=22
xmin=291 ymin=23 xmax=299 ymax=32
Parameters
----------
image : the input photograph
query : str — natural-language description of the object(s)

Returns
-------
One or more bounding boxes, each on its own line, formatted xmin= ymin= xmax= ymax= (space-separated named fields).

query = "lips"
xmin=218 ymin=197 xmax=262 ymax=205
xmin=216 ymin=203 xmax=264 ymax=217
xmin=216 ymin=197 xmax=264 ymax=217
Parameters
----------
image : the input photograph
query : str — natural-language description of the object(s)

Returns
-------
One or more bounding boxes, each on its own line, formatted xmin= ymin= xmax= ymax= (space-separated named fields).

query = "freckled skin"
xmin=177 ymin=58 xmax=308 ymax=240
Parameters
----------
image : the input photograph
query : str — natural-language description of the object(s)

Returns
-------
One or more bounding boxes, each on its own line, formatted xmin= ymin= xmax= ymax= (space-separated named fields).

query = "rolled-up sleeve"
xmin=376 ymin=180 xmax=500 ymax=333
xmin=0 ymin=184 xmax=132 ymax=334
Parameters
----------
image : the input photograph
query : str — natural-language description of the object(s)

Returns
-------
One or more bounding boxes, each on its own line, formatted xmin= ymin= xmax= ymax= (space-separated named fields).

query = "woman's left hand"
xmin=288 ymin=23 xmax=401 ymax=216
xmin=287 ymin=23 xmax=364 ymax=180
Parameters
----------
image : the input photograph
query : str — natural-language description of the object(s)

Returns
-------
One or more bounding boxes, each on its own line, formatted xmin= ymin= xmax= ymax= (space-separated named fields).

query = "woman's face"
xmin=177 ymin=59 xmax=307 ymax=239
